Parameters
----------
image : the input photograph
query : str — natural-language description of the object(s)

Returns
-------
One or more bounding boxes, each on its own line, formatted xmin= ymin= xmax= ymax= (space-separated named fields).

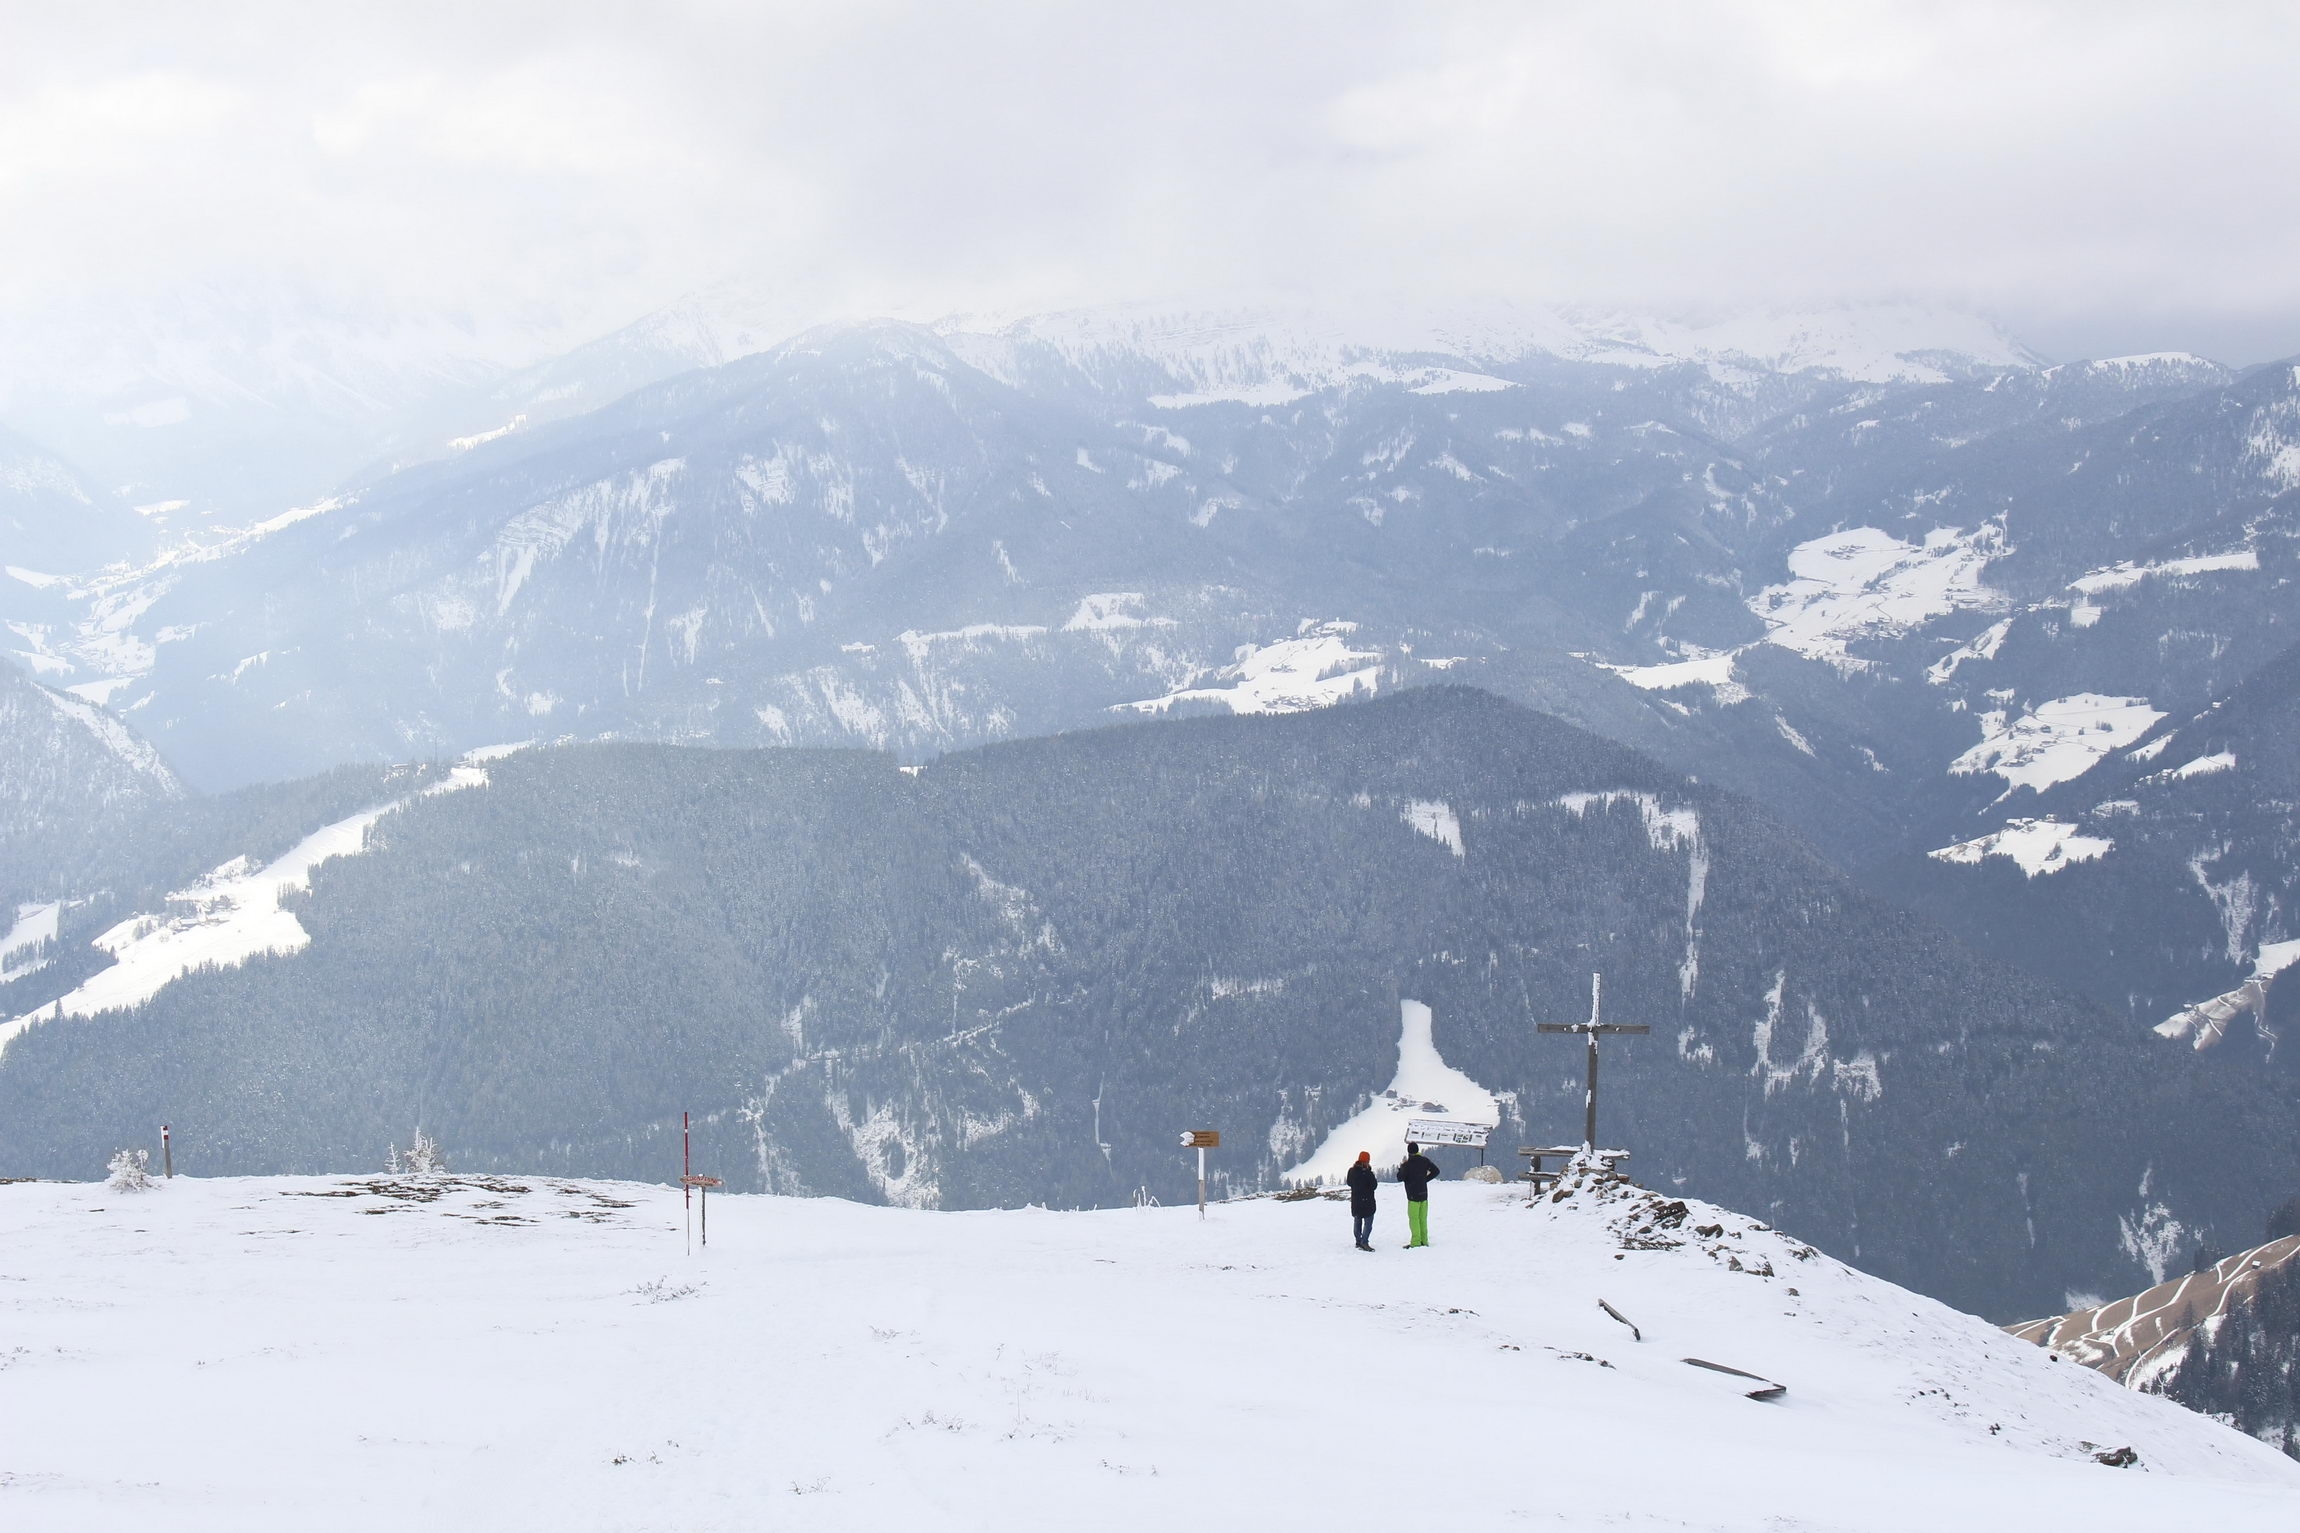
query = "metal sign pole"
xmin=1179 ymin=1130 xmax=1220 ymax=1218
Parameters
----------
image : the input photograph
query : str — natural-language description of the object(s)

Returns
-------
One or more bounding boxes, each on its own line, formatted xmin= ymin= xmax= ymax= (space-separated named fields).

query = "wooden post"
xmin=1583 ymin=1018 xmax=1600 ymax=1149
xmin=161 ymin=1124 xmax=172 ymax=1180
xmin=683 ymin=1111 xmax=692 ymax=1256
xmin=681 ymin=1173 xmax=723 ymax=1245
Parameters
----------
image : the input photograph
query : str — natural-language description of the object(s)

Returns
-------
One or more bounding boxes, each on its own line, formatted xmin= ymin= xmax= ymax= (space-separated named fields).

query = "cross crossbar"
xmin=1539 ymin=973 xmax=1647 ymax=1150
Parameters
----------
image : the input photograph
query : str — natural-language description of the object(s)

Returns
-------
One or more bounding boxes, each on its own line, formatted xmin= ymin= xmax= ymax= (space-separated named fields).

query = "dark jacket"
xmin=1345 ymin=1161 xmax=1378 ymax=1216
xmin=1397 ymin=1153 xmax=1440 ymax=1202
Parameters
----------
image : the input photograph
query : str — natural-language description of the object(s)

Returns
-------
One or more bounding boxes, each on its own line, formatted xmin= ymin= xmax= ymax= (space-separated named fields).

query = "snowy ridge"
xmin=2010 ymin=1233 xmax=2300 ymax=1392
xmin=937 ymin=297 xmax=2037 ymax=403
xmin=35 ymin=683 xmax=183 ymax=797
xmin=0 ymin=1170 xmax=2288 ymax=1531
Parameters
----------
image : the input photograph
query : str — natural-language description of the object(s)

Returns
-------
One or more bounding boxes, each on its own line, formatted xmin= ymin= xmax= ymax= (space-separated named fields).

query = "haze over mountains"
xmin=3 ymin=290 xmax=2297 ymax=1331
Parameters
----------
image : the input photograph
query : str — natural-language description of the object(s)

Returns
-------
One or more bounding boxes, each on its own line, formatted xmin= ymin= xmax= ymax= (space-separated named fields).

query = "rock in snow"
xmin=1 ymin=1171 xmax=2293 ymax=1531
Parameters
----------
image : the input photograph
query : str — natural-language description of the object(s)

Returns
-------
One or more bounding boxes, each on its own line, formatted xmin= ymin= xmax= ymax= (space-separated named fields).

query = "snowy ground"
xmin=1929 ymin=817 xmax=2116 ymax=877
xmin=1119 ymin=620 xmax=1380 ymax=716
xmin=3 ymin=1172 xmax=2295 ymax=1531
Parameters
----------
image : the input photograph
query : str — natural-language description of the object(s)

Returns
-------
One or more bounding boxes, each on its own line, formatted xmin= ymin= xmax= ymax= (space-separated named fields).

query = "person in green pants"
xmin=1397 ymin=1141 xmax=1440 ymax=1247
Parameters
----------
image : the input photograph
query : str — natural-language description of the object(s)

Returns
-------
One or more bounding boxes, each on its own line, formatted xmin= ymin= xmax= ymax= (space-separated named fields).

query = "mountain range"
xmin=2 ymin=292 xmax=2296 ymax=1336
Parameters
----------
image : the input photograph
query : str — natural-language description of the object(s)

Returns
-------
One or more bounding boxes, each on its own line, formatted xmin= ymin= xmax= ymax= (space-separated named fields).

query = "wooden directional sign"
xmin=680 ymin=1175 xmax=723 ymax=1188
xmin=1179 ymin=1130 xmax=1221 ymax=1149
xmin=1406 ymin=1119 xmax=1491 ymax=1148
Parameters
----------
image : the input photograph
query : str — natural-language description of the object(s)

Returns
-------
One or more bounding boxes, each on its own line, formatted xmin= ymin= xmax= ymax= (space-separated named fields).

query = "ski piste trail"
xmin=2 ymin=1170 xmax=2294 ymax=1531
xmin=1286 ymin=998 xmax=1500 ymax=1185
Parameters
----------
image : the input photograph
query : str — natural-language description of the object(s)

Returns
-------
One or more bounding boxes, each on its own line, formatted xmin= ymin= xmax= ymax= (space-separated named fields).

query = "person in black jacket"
xmin=1397 ymin=1141 xmax=1440 ymax=1248
xmin=1345 ymin=1151 xmax=1378 ymax=1251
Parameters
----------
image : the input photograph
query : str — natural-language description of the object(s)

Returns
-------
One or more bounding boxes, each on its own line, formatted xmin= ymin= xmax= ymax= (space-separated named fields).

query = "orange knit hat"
xmin=1355 ymin=1151 xmax=1371 ymax=1163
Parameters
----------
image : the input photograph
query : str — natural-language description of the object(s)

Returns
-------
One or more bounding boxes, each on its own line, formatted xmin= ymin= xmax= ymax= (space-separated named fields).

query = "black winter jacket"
xmin=1397 ymin=1153 xmax=1440 ymax=1202
xmin=1345 ymin=1162 xmax=1378 ymax=1216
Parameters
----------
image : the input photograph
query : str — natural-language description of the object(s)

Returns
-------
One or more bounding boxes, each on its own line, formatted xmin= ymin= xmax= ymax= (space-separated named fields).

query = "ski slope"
xmin=1286 ymin=999 xmax=1498 ymax=1184
xmin=2 ymin=1170 xmax=2293 ymax=1531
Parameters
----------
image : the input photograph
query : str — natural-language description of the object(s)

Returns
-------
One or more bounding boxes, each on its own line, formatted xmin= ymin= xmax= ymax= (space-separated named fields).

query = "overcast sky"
xmin=6 ymin=0 xmax=2300 ymax=363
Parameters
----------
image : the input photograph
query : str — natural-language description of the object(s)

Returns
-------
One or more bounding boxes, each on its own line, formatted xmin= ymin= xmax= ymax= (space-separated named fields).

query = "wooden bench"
xmin=1517 ymin=1145 xmax=1631 ymax=1193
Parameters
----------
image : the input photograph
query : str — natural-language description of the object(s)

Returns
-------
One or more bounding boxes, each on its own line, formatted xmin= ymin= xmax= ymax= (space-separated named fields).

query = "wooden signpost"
xmin=682 ymin=1174 xmax=723 ymax=1247
xmin=679 ymin=1110 xmax=722 ymax=1252
xmin=1179 ymin=1130 xmax=1219 ymax=1218
xmin=1537 ymin=972 xmax=1649 ymax=1152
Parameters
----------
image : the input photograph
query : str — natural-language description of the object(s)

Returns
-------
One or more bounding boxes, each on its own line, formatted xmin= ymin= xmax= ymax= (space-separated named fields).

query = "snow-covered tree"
xmin=106 ymin=1148 xmax=152 ymax=1192
xmin=400 ymin=1129 xmax=447 ymax=1175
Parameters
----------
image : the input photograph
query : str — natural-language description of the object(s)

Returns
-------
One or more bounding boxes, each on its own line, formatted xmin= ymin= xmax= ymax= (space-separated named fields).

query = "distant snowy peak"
xmin=461 ymin=290 xmax=2042 ymax=434
xmin=0 ymin=424 xmax=153 ymax=574
xmin=0 ymin=286 xmax=540 ymax=429
xmin=457 ymin=281 xmax=801 ymax=437
xmin=1552 ymin=303 xmax=2043 ymax=383
xmin=933 ymin=297 xmax=2041 ymax=405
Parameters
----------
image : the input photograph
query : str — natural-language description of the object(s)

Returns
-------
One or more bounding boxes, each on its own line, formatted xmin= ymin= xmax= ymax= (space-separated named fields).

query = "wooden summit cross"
xmin=1538 ymin=972 xmax=1649 ymax=1151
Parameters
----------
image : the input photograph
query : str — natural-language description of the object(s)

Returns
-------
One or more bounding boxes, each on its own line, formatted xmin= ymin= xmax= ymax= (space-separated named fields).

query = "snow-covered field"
xmin=1118 ymin=620 xmax=1380 ymax=716
xmin=1950 ymin=693 xmax=2166 ymax=794
xmin=1930 ymin=818 xmax=2116 ymax=877
xmin=4 ymin=1171 xmax=2294 ymax=1531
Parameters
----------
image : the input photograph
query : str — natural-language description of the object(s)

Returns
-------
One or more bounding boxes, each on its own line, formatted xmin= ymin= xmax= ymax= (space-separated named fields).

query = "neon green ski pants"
xmin=1407 ymin=1200 xmax=1429 ymax=1247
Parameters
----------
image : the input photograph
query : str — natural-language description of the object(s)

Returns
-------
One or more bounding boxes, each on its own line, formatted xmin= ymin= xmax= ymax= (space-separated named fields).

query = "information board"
xmin=1406 ymin=1119 xmax=1492 ymax=1148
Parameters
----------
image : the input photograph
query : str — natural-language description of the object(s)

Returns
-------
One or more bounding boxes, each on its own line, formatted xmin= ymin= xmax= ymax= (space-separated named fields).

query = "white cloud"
xmin=0 ymin=1 xmax=2297 ymax=362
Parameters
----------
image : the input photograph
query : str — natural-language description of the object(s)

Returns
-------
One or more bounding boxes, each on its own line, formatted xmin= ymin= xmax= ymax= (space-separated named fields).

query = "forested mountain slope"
xmin=0 ymin=663 xmax=183 ymax=897
xmin=1 ymin=687 xmax=2288 ymax=1320
xmin=15 ymin=302 xmax=2286 ymax=892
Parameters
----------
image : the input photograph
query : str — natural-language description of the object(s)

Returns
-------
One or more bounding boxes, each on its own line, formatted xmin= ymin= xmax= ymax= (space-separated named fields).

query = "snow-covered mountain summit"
xmin=0 ymin=282 xmax=568 ymax=519
xmin=4 ymin=1168 xmax=2289 ymax=1530
xmin=407 ymin=289 xmax=2045 ymax=465
xmin=937 ymin=294 xmax=2042 ymax=404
